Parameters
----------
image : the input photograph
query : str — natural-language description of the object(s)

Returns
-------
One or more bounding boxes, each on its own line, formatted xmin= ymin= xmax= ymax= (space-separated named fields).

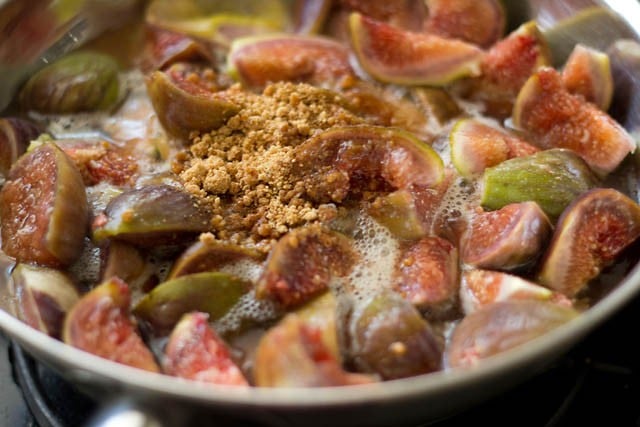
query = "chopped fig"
xmin=471 ymin=21 xmax=551 ymax=117
xmin=293 ymin=0 xmax=333 ymax=34
xmin=168 ymin=236 xmax=264 ymax=279
xmin=19 ymin=52 xmax=119 ymax=113
xmin=424 ymin=0 xmax=505 ymax=48
xmin=146 ymin=63 xmax=240 ymax=138
xmin=228 ymin=35 xmax=353 ymax=89
xmin=100 ymin=241 xmax=147 ymax=285
xmin=0 ymin=118 xmax=40 ymax=177
xmin=537 ymin=188 xmax=640 ymax=297
xmin=10 ymin=264 xmax=79 ymax=338
xmin=409 ymin=87 xmax=462 ymax=125
xmin=255 ymin=292 xmax=374 ymax=387
xmin=367 ymin=190 xmax=426 ymax=240
xmin=480 ymin=149 xmax=599 ymax=219
xmin=63 ymin=277 xmax=159 ymax=372
xmin=349 ymin=12 xmax=483 ymax=86
xmin=450 ymin=118 xmax=539 ymax=179
xmin=461 ymin=202 xmax=552 ymax=271
xmin=164 ymin=312 xmax=248 ymax=385
xmin=59 ymin=139 xmax=138 ymax=186
xmin=394 ymin=237 xmax=459 ymax=316
xmin=0 ymin=143 xmax=88 ymax=267
xmin=337 ymin=0 xmax=427 ymax=31
xmin=134 ymin=272 xmax=250 ymax=335
xmin=347 ymin=292 xmax=442 ymax=379
xmin=142 ymin=26 xmax=213 ymax=72
xmin=145 ymin=0 xmax=290 ymax=46
xmin=561 ymin=44 xmax=613 ymax=111
xmin=293 ymin=125 xmax=444 ymax=204
xmin=447 ymin=300 xmax=577 ymax=368
xmin=256 ymin=225 xmax=357 ymax=308
xmin=459 ymin=269 xmax=567 ymax=315
xmin=512 ymin=67 xmax=636 ymax=176
xmin=92 ymin=184 xmax=210 ymax=247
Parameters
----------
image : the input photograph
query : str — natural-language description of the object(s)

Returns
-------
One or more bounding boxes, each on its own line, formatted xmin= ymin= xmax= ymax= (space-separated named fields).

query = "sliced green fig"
xmin=367 ymin=190 xmax=426 ymax=240
xmin=337 ymin=0 xmax=427 ymax=31
xmin=293 ymin=125 xmax=444 ymax=204
xmin=293 ymin=0 xmax=333 ymax=34
xmin=100 ymin=241 xmax=148 ymax=285
xmin=471 ymin=21 xmax=551 ymax=118
xmin=19 ymin=52 xmax=120 ymax=113
xmin=394 ymin=237 xmax=459 ymax=316
xmin=0 ymin=143 xmax=88 ymax=267
xmin=512 ymin=67 xmax=636 ymax=177
xmin=480 ymin=149 xmax=599 ymax=219
xmin=168 ymin=235 xmax=264 ymax=279
xmin=409 ymin=87 xmax=462 ymax=126
xmin=0 ymin=118 xmax=40 ymax=178
xmin=91 ymin=184 xmax=210 ymax=247
xmin=424 ymin=0 xmax=505 ymax=48
xmin=146 ymin=63 xmax=240 ymax=138
xmin=227 ymin=35 xmax=353 ymax=89
xmin=10 ymin=264 xmax=80 ymax=338
xmin=561 ymin=44 xmax=613 ymax=111
xmin=145 ymin=0 xmax=290 ymax=46
xmin=254 ymin=292 xmax=375 ymax=387
xmin=163 ymin=312 xmax=248 ymax=385
xmin=450 ymin=118 xmax=539 ymax=179
xmin=347 ymin=291 xmax=442 ymax=379
xmin=349 ymin=12 xmax=483 ymax=86
xmin=461 ymin=202 xmax=552 ymax=271
xmin=134 ymin=272 xmax=250 ymax=335
xmin=63 ymin=277 xmax=160 ymax=372
xmin=459 ymin=269 xmax=571 ymax=315
xmin=141 ymin=26 xmax=213 ymax=72
xmin=537 ymin=188 xmax=640 ymax=297
xmin=446 ymin=300 xmax=578 ymax=368
xmin=256 ymin=225 xmax=357 ymax=308
xmin=59 ymin=139 xmax=138 ymax=186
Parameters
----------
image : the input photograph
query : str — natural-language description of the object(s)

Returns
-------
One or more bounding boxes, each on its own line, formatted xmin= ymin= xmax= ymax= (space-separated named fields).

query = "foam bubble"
xmin=214 ymin=289 xmax=279 ymax=335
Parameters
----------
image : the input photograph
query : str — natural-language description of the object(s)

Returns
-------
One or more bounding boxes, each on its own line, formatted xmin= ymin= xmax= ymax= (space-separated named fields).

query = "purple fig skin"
xmin=537 ymin=188 xmax=640 ymax=297
xmin=0 ymin=118 xmax=41 ymax=177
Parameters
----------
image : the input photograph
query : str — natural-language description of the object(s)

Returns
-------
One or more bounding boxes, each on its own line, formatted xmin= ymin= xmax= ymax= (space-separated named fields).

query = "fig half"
xmin=349 ymin=12 xmax=483 ymax=86
xmin=537 ymin=188 xmax=640 ymax=297
xmin=561 ymin=44 xmax=613 ymax=111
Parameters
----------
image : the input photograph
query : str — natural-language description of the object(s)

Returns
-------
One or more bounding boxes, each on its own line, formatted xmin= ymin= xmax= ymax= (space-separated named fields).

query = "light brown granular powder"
xmin=176 ymin=81 xmax=365 ymax=252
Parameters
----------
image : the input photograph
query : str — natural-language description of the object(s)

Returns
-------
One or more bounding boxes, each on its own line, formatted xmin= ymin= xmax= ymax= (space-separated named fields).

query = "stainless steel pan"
xmin=2 ymin=1 xmax=640 ymax=426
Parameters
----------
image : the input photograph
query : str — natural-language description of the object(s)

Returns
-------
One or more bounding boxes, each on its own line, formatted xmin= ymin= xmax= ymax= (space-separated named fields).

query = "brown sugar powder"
xmin=175 ymin=81 xmax=365 ymax=252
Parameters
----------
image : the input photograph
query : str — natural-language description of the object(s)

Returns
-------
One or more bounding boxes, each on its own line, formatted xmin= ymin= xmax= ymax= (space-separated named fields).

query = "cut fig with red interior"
xmin=164 ymin=312 xmax=248 ymax=385
xmin=293 ymin=125 xmax=444 ymax=205
xmin=347 ymin=291 xmax=442 ymax=379
xmin=63 ymin=277 xmax=159 ymax=372
xmin=461 ymin=202 xmax=551 ymax=271
xmin=513 ymin=67 xmax=635 ymax=177
xmin=92 ymin=184 xmax=210 ymax=247
xmin=100 ymin=240 xmax=148 ymax=285
xmin=447 ymin=300 xmax=577 ymax=369
xmin=394 ymin=236 xmax=459 ymax=317
xmin=10 ymin=264 xmax=80 ymax=338
xmin=59 ymin=139 xmax=138 ymax=186
xmin=459 ymin=269 xmax=566 ymax=315
xmin=450 ymin=118 xmax=539 ymax=179
xmin=228 ymin=35 xmax=353 ymax=90
xmin=254 ymin=292 xmax=374 ymax=387
xmin=168 ymin=235 xmax=264 ymax=279
xmin=349 ymin=12 xmax=483 ymax=86
xmin=537 ymin=188 xmax=640 ymax=297
xmin=256 ymin=225 xmax=357 ymax=308
xmin=561 ymin=44 xmax=613 ymax=111
xmin=367 ymin=190 xmax=427 ymax=241
xmin=470 ymin=21 xmax=551 ymax=118
xmin=141 ymin=26 xmax=213 ymax=72
xmin=424 ymin=0 xmax=505 ymax=48
xmin=337 ymin=0 xmax=427 ymax=31
xmin=0 ymin=143 xmax=88 ymax=268
xmin=146 ymin=63 xmax=239 ymax=138
xmin=0 ymin=117 xmax=40 ymax=177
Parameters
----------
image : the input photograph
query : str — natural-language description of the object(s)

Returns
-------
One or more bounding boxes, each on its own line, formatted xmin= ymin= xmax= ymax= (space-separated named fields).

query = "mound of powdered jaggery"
xmin=175 ymin=81 xmax=365 ymax=252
